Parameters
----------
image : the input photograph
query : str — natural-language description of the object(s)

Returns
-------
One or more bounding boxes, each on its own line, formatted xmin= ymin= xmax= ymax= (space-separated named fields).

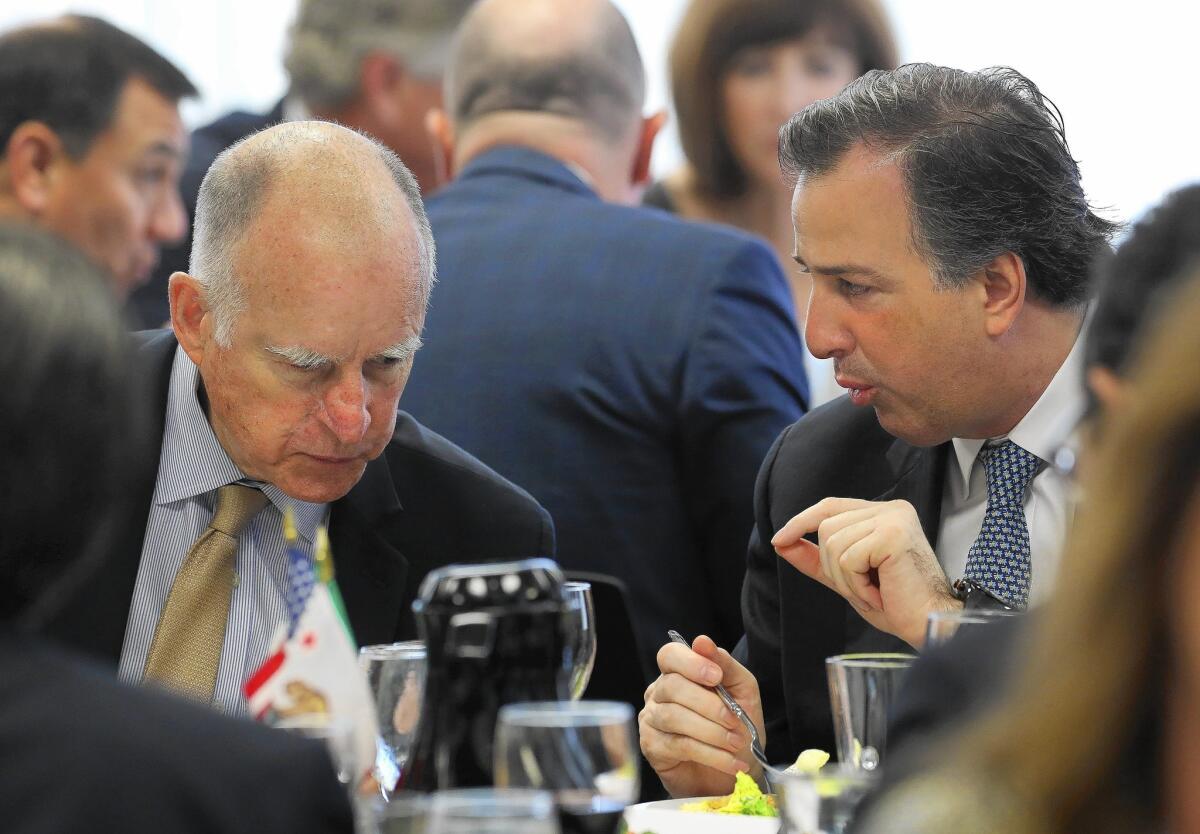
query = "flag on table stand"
xmin=244 ymin=512 xmax=378 ymax=785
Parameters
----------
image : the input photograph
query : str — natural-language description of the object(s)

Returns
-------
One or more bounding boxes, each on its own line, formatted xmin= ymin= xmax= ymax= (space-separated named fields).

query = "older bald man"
xmin=46 ymin=121 xmax=554 ymax=711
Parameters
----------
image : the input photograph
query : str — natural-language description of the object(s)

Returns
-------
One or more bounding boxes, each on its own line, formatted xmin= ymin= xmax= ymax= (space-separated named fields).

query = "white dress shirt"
xmin=936 ymin=329 xmax=1087 ymax=605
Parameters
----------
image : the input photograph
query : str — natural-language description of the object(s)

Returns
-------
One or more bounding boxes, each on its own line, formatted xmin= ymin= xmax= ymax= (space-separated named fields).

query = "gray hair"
xmin=189 ymin=121 xmax=436 ymax=347
xmin=445 ymin=0 xmax=645 ymax=142
xmin=284 ymin=0 xmax=478 ymax=109
xmin=780 ymin=63 xmax=1117 ymax=308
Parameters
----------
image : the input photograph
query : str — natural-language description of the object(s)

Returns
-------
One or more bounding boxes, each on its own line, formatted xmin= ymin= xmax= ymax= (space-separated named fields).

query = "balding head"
xmin=174 ymin=121 xmax=435 ymax=503
xmin=189 ymin=120 xmax=434 ymax=346
xmin=446 ymin=0 xmax=644 ymax=142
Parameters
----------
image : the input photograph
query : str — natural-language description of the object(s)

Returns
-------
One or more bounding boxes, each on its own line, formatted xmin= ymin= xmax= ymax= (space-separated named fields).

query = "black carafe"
xmin=397 ymin=558 xmax=572 ymax=791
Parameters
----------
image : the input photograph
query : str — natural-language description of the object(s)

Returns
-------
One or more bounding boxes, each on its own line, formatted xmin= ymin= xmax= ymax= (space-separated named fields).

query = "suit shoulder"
xmin=386 ymin=411 xmax=547 ymax=510
xmin=0 ymin=641 xmax=350 ymax=832
xmin=769 ymin=397 xmax=898 ymax=488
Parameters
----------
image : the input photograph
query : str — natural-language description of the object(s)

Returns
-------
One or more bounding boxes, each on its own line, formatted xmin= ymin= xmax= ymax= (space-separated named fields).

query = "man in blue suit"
xmin=406 ymin=0 xmax=810 ymax=678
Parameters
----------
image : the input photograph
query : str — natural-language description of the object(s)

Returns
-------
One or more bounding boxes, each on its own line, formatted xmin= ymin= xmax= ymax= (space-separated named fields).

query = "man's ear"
xmin=630 ymin=110 xmax=667 ymax=187
xmin=979 ymin=250 xmax=1026 ymax=338
xmin=169 ymin=272 xmax=214 ymax=365
xmin=360 ymin=52 xmax=407 ymax=124
xmin=4 ymin=121 xmax=70 ymax=215
xmin=425 ymin=108 xmax=455 ymax=183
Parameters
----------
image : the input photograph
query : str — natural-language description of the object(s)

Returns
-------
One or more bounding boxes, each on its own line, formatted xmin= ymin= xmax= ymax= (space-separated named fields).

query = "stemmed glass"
xmin=562 ymin=582 xmax=596 ymax=700
xmin=359 ymin=641 xmax=427 ymax=795
xmin=493 ymin=701 xmax=638 ymax=834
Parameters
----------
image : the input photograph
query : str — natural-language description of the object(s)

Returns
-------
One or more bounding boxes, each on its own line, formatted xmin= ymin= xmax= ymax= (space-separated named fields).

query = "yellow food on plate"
xmin=680 ymin=771 xmax=777 ymax=817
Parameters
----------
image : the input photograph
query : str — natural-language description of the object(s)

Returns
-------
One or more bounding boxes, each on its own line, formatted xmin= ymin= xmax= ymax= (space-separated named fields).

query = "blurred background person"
xmin=857 ymin=265 xmax=1200 ymax=834
xmin=645 ymin=0 xmax=897 ymax=404
xmin=0 ymin=221 xmax=352 ymax=834
xmin=0 ymin=14 xmax=193 ymax=300
xmin=876 ymin=182 xmax=1200 ymax=791
xmin=409 ymin=0 xmax=808 ymax=681
xmin=129 ymin=0 xmax=476 ymax=328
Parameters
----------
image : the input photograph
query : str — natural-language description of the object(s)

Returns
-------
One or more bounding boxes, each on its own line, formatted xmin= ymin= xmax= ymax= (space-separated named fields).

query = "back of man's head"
xmin=780 ymin=63 xmax=1117 ymax=309
xmin=0 ymin=14 xmax=196 ymax=159
xmin=445 ymin=0 xmax=645 ymax=143
xmin=0 ymin=222 xmax=146 ymax=626
xmin=285 ymin=0 xmax=477 ymax=109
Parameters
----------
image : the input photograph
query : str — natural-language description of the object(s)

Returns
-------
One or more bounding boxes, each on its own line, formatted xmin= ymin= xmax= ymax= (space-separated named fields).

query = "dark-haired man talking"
xmin=0 ymin=15 xmax=193 ymax=299
xmin=640 ymin=63 xmax=1115 ymax=798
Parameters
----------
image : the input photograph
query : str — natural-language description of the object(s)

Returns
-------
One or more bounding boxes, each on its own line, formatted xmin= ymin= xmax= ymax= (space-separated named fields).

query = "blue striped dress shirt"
xmin=118 ymin=346 xmax=328 ymax=713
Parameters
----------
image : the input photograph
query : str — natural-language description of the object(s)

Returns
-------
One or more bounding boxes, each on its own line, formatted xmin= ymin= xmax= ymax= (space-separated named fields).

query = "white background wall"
xmin=2 ymin=1 xmax=1194 ymax=226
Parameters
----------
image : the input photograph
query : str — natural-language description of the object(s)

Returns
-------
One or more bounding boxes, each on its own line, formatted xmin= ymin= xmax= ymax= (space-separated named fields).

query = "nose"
xmin=322 ymin=374 xmax=372 ymax=445
xmin=151 ymin=186 xmax=188 ymax=245
xmin=804 ymin=283 xmax=854 ymax=360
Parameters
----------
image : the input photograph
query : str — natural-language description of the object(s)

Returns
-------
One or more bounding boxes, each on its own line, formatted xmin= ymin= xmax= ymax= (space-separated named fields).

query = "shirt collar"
xmin=949 ymin=322 xmax=1089 ymax=497
xmin=154 ymin=346 xmax=326 ymax=543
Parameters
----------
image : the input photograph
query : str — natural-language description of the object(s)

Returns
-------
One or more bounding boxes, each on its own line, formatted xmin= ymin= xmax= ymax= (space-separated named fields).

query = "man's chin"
xmin=277 ymin=459 xmax=368 ymax=504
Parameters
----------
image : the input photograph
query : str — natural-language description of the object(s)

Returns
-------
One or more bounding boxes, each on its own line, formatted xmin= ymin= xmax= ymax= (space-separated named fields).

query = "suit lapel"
xmin=843 ymin=437 xmax=950 ymax=654
xmin=328 ymin=453 xmax=411 ymax=646
xmin=877 ymin=437 xmax=949 ymax=551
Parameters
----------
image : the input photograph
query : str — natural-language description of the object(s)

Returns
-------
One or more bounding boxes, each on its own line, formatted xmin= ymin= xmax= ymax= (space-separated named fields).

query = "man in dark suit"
xmin=1 ymin=221 xmax=352 ymax=833
xmin=403 ymin=0 xmax=809 ymax=678
xmin=127 ymin=0 xmax=477 ymax=328
xmin=0 ymin=15 xmax=193 ymax=301
xmin=46 ymin=120 xmax=552 ymax=713
xmin=641 ymin=64 xmax=1116 ymax=798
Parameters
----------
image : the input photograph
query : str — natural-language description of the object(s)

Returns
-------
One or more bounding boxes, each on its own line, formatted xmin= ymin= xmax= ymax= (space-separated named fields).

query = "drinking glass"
xmin=825 ymin=653 xmax=916 ymax=771
xmin=355 ymin=792 xmax=430 ymax=834
xmin=359 ymin=641 xmax=428 ymax=794
xmin=274 ymin=714 xmax=357 ymax=786
xmin=924 ymin=608 xmax=1020 ymax=649
xmin=563 ymin=582 xmax=596 ymax=700
xmin=494 ymin=701 xmax=638 ymax=834
xmin=776 ymin=763 xmax=878 ymax=834
xmin=427 ymin=788 xmax=558 ymax=834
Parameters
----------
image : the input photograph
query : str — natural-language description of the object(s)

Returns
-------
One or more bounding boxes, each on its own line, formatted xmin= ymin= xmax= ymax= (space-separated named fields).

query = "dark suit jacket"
xmin=401 ymin=146 xmax=809 ymax=676
xmin=740 ymin=396 xmax=948 ymax=760
xmin=0 ymin=632 xmax=351 ymax=833
xmin=45 ymin=330 xmax=555 ymax=664
xmin=126 ymin=101 xmax=284 ymax=329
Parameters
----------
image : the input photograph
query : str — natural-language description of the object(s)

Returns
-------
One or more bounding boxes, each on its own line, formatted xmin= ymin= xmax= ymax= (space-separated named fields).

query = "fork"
xmin=666 ymin=630 xmax=784 ymax=789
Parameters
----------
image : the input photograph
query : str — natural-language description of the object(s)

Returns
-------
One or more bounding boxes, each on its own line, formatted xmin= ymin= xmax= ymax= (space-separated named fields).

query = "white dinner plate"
xmin=623 ymin=796 xmax=781 ymax=834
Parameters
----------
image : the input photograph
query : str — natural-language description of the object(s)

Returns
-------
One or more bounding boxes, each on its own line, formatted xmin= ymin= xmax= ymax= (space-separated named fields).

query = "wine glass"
xmin=494 ymin=701 xmax=638 ymax=834
xmin=359 ymin=641 xmax=427 ymax=795
xmin=562 ymin=582 xmax=596 ymax=701
xmin=427 ymin=788 xmax=558 ymax=834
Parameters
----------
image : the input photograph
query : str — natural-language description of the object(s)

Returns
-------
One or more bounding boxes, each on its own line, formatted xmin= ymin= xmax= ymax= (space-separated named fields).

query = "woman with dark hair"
xmin=857 ymin=267 xmax=1200 ymax=834
xmin=646 ymin=0 xmax=897 ymax=404
xmin=0 ymin=223 xmax=353 ymax=834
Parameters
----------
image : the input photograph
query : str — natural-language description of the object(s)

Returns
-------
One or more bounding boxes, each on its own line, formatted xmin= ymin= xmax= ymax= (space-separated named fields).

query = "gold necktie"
xmin=143 ymin=483 xmax=270 ymax=702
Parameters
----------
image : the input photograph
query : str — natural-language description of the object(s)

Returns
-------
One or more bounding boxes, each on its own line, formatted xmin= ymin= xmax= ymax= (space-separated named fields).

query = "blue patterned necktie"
xmin=963 ymin=440 xmax=1042 ymax=608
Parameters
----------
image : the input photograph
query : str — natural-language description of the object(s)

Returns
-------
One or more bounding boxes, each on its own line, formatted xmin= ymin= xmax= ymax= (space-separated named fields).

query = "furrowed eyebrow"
xmin=373 ymin=336 xmax=424 ymax=362
xmin=794 ymin=257 xmax=889 ymax=283
xmin=265 ymin=344 xmax=335 ymax=370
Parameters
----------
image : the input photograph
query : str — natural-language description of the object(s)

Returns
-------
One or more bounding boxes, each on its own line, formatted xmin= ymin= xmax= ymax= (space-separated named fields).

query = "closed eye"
xmin=837 ymin=278 xmax=873 ymax=298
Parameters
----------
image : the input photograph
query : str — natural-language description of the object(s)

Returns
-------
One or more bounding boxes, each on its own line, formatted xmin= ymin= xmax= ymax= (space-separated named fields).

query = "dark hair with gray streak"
xmin=779 ymin=63 xmax=1118 ymax=307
